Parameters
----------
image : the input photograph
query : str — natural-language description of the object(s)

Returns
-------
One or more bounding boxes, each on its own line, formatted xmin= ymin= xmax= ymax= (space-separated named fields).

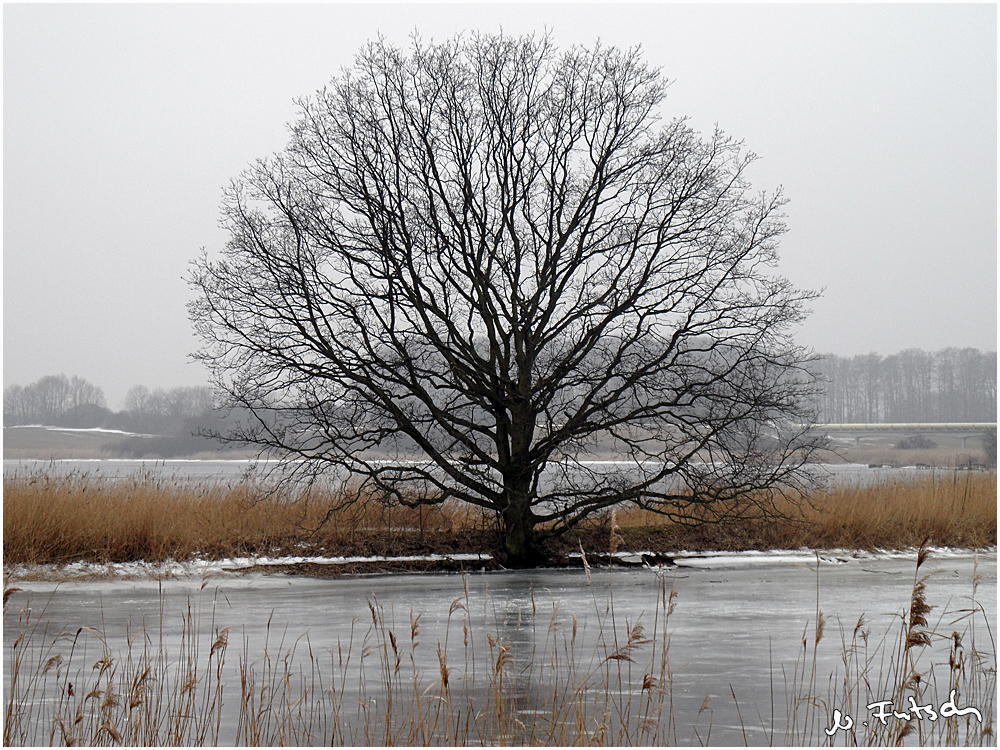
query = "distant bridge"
xmin=804 ymin=423 xmax=996 ymax=448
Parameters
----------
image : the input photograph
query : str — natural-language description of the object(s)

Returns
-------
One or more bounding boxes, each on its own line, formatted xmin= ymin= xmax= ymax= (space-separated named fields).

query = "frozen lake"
xmin=5 ymin=550 xmax=995 ymax=746
xmin=1 ymin=457 xmax=968 ymax=488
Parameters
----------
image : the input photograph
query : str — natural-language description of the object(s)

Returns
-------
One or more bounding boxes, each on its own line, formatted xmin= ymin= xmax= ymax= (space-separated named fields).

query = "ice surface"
xmin=5 ymin=551 xmax=995 ymax=746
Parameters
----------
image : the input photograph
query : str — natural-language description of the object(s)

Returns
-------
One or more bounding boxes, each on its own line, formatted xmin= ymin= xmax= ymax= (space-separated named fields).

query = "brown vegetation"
xmin=2 ymin=471 xmax=486 ymax=566
xmin=3 ymin=470 xmax=995 ymax=568
xmin=597 ymin=470 xmax=997 ymax=554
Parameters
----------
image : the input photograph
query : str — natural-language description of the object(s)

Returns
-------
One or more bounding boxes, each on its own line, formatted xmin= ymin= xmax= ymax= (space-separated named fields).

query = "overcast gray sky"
xmin=4 ymin=4 xmax=996 ymax=409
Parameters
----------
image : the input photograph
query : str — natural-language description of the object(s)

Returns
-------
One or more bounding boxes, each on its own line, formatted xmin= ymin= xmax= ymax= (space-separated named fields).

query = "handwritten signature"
xmin=826 ymin=690 xmax=983 ymax=736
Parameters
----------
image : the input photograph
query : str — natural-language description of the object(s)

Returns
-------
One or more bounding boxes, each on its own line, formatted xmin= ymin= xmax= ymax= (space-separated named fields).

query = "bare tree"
xmin=124 ymin=385 xmax=152 ymax=415
xmin=3 ymin=385 xmax=29 ymax=426
xmin=33 ymin=375 xmax=72 ymax=420
xmin=190 ymin=33 xmax=821 ymax=565
xmin=68 ymin=375 xmax=106 ymax=411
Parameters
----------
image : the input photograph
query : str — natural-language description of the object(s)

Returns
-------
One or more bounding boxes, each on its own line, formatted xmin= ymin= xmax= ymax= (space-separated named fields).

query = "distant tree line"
xmin=813 ymin=348 xmax=997 ymax=424
xmin=117 ymin=384 xmax=215 ymax=435
xmin=3 ymin=375 xmax=108 ymax=428
xmin=3 ymin=374 xmax=216 ymax=435
xmin=6 ymin=349 xmax=996 ymax=437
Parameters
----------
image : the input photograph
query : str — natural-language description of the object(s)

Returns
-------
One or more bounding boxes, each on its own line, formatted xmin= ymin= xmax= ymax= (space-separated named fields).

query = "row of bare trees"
xmin=119 ymin=385 xmax=214 ymax=428
xmin=3 ymin=376 xmax=214 ymax=434
xmin=812 ymin=348 xmax=997 ymax=424
xmin=3 ymin=374 xmax=107 ymax=428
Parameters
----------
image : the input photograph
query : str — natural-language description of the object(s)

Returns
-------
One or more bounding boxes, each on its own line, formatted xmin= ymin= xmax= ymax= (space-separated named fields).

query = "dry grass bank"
xmin=3 ymin=470 xmax=996 ymax=566
xmin=2 ymin=472 xmax=484 ymax=566
xmin=600 ymin=470 xmax=997 ymax=553
xmin=800 ymin=471 xmax=996 ymax=548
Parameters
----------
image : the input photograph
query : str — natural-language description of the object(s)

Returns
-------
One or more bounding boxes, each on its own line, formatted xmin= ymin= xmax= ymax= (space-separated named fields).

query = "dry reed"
xmin=3 ymin=470 xmax=996 ymax=567
xmin=605 ymin=471 xmax=996 ymax=552
xmin=4 ymin=572 xmax=683 ymax=746
xmin=781 ymin=543 xmax=996 ymax=746
xmin=3 ymin=470 xmax=486 ymax=566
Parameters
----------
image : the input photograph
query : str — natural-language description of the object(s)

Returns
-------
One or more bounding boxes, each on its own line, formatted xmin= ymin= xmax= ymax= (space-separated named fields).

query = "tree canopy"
xmin=190 ymin=32 xmax=822 ymax=565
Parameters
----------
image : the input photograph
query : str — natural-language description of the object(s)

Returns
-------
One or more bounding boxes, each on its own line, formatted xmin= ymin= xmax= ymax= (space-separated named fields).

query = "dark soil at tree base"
xmin=226 ymin=523 xmax=992 ymax=579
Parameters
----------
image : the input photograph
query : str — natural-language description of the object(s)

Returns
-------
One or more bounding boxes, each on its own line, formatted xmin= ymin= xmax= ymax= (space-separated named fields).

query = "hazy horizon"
xmin=5 ymin=5 xmax=997 ymax=409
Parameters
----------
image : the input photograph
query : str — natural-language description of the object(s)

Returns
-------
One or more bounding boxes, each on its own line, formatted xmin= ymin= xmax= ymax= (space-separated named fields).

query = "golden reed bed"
xmin=3 ymin=470 xmax=995 ymax=566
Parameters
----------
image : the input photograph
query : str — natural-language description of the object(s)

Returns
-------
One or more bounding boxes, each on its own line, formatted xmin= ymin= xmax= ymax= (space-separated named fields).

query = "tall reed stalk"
xmin=782 ymin=542 xmax=995 ymax=746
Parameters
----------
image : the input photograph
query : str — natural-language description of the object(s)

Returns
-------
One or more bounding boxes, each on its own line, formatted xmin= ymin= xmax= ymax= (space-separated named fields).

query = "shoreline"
xmin=6 ymin=545 xmax=995 ymax=584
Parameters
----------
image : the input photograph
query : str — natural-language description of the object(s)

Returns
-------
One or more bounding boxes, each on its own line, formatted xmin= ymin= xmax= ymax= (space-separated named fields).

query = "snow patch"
xmin=5 ymin=548 xmax=991 ymax=583
xmin=566 ymin=547 xmax=996 ymax=570
xmin=4 ymin=553 xmax=494 ymax=582
xmin=5 ymin=425 xmax=158 ymax=437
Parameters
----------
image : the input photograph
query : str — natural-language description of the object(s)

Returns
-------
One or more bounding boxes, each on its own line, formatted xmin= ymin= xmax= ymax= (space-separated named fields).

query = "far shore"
xmin=5 ymin=423 xmax=994 ymax=468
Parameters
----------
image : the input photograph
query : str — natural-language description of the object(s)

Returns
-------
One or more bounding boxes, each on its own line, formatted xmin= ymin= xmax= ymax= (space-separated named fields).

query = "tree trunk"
xmin=500 ymin=486 xmax=539 ymax=567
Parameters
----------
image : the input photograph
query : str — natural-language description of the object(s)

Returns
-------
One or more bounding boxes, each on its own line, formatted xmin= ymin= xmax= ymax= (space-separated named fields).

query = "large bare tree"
xmin=190 ymin=33 xmax=822 ymax=565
